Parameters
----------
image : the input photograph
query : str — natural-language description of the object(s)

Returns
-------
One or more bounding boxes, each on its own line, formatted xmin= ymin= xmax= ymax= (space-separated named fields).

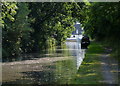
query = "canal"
xmin=2 ymin=41 xmax=86 ymax=85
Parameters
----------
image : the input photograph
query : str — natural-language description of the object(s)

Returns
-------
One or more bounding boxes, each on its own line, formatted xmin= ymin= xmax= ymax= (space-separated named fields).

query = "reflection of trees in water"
xmin=2 ymin=42 xmax=85 ymax=85
xmin=66 ymin=42 xmax=85 ymax=69
xmin=54 ymin=60 xmax=77 ymax=84
xmin=2 ymin=64 xmax=57 ymax=85
xmin=22 ymin=70 xmax=56 ymax=84
xmin=3 ymin=60 xmax=77 ymax=85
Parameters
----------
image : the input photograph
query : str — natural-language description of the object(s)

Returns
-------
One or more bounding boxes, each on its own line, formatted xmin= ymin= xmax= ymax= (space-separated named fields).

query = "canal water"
xmin=2 ymin=41 xmax=85 ymax=85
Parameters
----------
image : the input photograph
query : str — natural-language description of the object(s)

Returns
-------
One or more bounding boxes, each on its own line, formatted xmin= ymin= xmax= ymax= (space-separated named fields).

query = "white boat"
xmin=66 ymin=22 xmax=83 ymax=42
xmin=66 ymin=35 xmax=82 ymax=42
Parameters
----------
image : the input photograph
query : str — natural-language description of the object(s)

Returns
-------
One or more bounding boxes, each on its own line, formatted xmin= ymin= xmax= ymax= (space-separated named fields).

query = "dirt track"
xmin=100 ymin=49 xmax=119 ymax=84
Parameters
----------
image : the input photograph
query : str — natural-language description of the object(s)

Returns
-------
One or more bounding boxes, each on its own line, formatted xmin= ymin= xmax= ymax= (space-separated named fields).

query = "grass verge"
xmin=71 ymin=41 xmax=104 ymax=84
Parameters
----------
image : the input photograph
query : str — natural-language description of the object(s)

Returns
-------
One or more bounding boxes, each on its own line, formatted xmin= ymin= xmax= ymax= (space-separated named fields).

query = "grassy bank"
xmin=71 ymin=41 xmax=104 ymax=84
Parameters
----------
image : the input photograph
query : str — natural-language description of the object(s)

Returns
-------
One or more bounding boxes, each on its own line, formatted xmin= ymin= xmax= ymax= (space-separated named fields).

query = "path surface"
xmin=100 ymin=49 xmax=119 ymax=84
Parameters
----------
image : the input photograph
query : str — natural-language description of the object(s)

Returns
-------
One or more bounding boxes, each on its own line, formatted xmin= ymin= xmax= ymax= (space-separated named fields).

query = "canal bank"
xmin=72 ymin=41 xmax=119 ymax=85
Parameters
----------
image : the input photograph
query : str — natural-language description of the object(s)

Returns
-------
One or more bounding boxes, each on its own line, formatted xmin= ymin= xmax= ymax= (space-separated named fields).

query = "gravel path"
xmin=100 ymin=49 xmax=119 ymax=84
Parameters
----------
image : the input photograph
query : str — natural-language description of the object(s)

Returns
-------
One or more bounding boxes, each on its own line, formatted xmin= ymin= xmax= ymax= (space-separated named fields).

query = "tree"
xmin=28 ymin=2 xmax=77 ymax=50
xmin=80 ymin=2 xmax=120 ymax=59
xmin=2 ymin=2 xmax=18 ymax=58
xmin=2 ymin=2 xmax=32 ymax=58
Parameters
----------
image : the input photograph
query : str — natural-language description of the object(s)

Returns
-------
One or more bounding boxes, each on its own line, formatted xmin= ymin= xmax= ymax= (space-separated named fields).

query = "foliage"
xmin=2 ymin=2 xmax=120 ymax=60
xmin=2 ymin=2 xmax=32 ymax=58
xmin=80 ymin=2 xmax=120 ymax=59
xmin=2 ymin=2 xmax=82 ymax=58
xmin=2 ymin=2 xmax=18 ymax=57
xmin=28 ymin=2 xmax=78 ymax=50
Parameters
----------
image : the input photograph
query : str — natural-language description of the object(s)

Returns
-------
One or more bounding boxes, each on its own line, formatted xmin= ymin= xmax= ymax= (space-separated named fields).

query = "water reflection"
xmin=66 ymin=42 xmax=85 ymax=69
xmin=2 ymin=41 xmax=85 ymax=85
